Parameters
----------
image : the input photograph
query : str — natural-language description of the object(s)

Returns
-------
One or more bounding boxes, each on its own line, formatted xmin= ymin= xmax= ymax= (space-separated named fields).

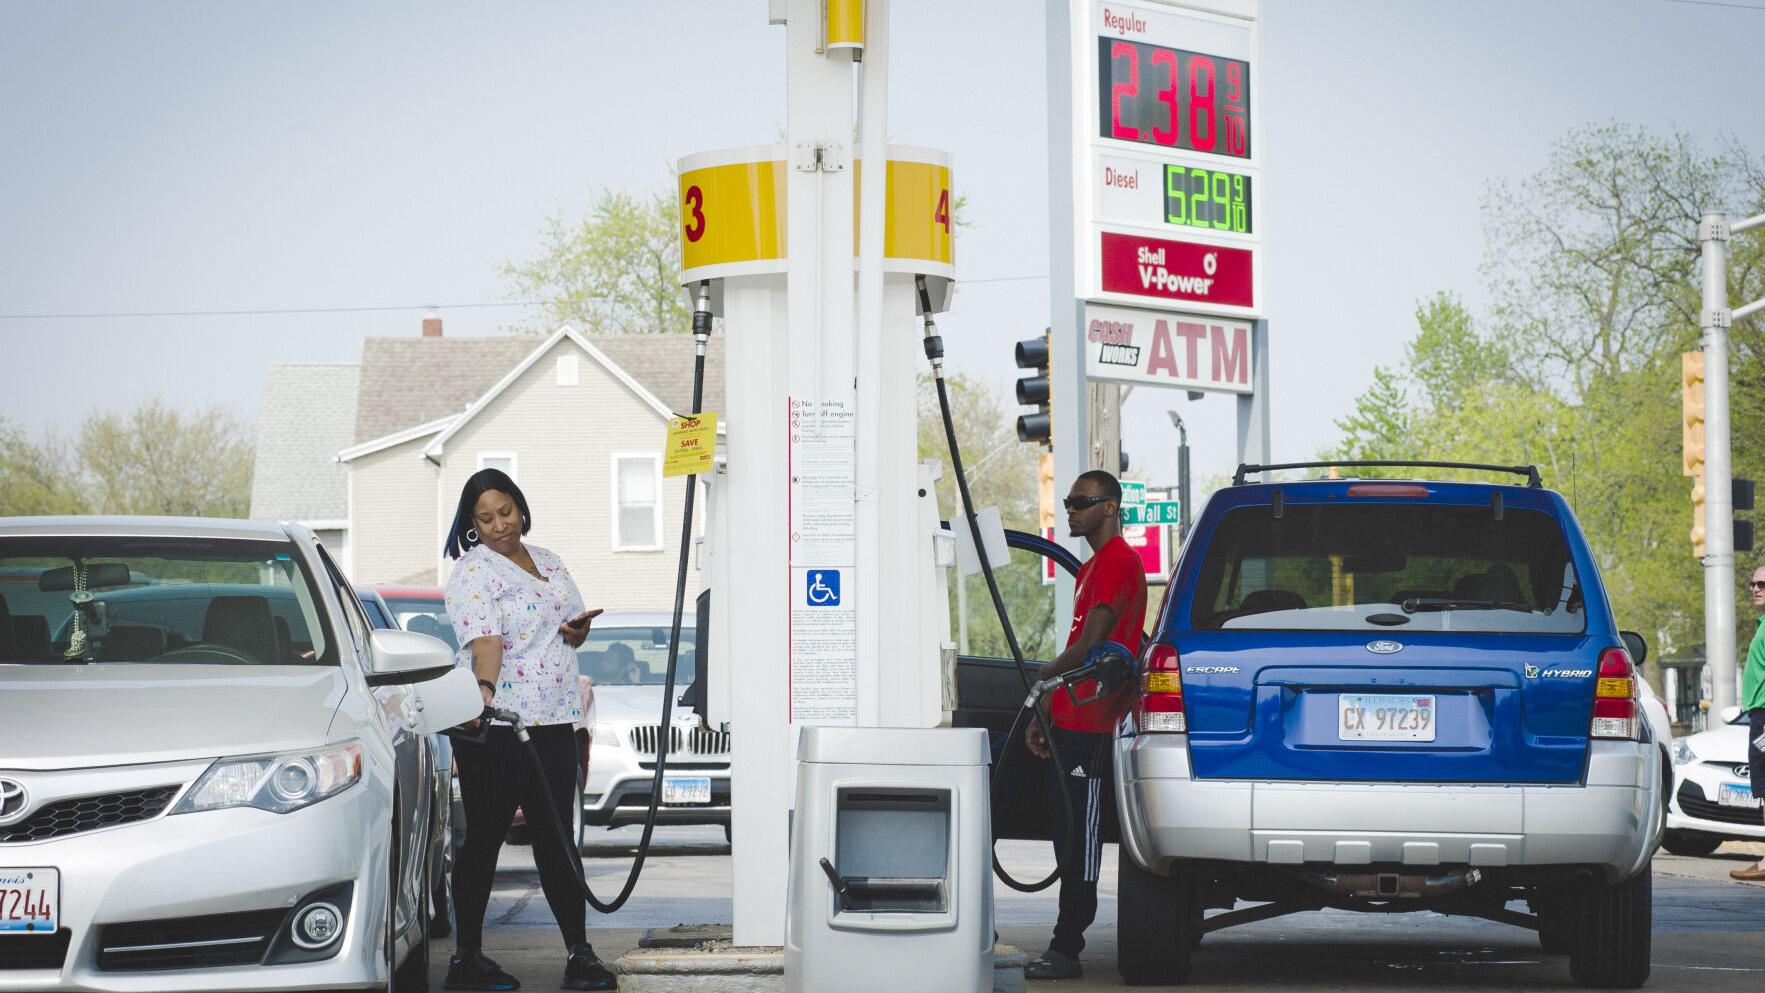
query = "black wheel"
xmin=1531 ymin=892 xmax=1572 ymax=954
xmin=1116 ymin=847 xmax=1199 ymax=985
xmin=428 ymin=830 xmax=453 ymax=940
xmin=1661 ymin=829 xmax=1723 ymax=857
xmin=1568 ymin=867 xmax=1651 ymax=988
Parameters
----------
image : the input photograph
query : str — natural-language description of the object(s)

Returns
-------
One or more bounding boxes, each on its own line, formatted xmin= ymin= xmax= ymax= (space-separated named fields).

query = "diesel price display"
xmin=1098 ymin=37 xmax=1250 ymax=158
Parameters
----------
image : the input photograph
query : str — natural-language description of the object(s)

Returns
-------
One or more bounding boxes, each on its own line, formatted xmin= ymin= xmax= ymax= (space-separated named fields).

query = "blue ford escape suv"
xmin=1114 ymin=462 xmax=1666 ymax=988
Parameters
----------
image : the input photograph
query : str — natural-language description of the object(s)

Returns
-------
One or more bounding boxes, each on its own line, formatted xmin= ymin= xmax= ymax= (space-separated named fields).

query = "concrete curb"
xmin=614 ymin=943 xmax=1028 ymax=992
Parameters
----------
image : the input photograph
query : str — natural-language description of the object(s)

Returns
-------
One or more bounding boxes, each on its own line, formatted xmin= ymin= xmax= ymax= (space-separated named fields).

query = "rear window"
xmin=0 ymin=536 xmax=335 ymax=665
xmin=1189 ymin=502 xmax=1585 ymax=634
xmin=383 ymin=596 xmax=459 ymax=651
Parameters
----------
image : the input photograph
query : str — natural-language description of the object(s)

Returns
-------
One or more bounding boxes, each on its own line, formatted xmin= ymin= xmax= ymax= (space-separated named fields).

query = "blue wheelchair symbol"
xmin=806 ymin=570 xmax=840 ymax=607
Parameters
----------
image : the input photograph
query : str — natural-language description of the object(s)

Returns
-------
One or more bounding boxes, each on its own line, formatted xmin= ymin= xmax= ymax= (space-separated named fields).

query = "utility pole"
xmin=1698 ymin=209 xmax=1765 ymax=715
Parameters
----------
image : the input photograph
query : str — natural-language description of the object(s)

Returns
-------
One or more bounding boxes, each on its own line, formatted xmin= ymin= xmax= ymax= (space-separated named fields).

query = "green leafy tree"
xmin=77 ymin=401 xmax=253 ymax=518
xmin=1329 ymin=124 xmax=1765 ymax=680
xmin=0 ymin=418 xmax=85 ymax=516
xmin=499 ymin=187 xmax=689 ymax=335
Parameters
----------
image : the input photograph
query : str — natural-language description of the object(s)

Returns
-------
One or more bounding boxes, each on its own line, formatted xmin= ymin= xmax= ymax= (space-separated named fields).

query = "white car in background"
xmin=1664 ymin=705 xmax=1763 ymax=855
xmin=0 ymin=517 xmax=479 ymax=992
xmin=577 ymin=612 xmax=729 ymax=844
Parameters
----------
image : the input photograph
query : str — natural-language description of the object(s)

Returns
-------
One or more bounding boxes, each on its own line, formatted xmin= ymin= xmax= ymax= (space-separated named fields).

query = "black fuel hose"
xmin=915 ymin=275 xmax=1069 ymax=893
xmin=490 ymin=279 xmax=713 ymax=915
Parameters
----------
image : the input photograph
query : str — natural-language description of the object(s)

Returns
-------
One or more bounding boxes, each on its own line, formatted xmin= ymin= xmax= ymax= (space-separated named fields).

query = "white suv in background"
xmin=577 ymin=612 xmax=729 ymax=843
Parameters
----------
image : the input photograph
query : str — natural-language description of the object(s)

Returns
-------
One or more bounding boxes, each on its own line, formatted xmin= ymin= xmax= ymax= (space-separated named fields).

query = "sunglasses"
xmin=1063 ymin=495 xmax=1114 ymax=511
xmin=1751 ymin=581 xmax=1765 ymax=590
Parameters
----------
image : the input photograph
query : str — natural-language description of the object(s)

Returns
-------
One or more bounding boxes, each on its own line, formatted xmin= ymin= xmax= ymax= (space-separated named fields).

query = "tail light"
xmin=1590 ymin=647 xmax=1637 ymax=740
xmin=1136 ymin=643 xmax=1186 ymax=733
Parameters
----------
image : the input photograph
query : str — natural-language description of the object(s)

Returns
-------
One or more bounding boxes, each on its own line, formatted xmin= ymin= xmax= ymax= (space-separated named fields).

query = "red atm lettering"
xmin=1141 ymin=319 xmax=1247 ymax=386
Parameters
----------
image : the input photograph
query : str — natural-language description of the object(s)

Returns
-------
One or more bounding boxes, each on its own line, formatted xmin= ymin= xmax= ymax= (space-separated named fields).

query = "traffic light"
xmin=1015 ymin=332 xmax=1051 ymax=446
xmin=1684 ymin=351 xmax=1707 ymax=557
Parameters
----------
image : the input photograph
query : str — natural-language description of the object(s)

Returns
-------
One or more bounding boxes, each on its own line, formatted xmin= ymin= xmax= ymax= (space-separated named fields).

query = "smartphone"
xmin=568 ymin=608 xmax=603 ymax=628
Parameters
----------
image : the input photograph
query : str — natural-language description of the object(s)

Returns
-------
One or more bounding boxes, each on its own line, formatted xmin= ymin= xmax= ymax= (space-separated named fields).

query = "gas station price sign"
xmin=1098 ymin=37 xmax=1250 ymax=158
xmin=1165 ymin=163 xmax=1250 ymax=233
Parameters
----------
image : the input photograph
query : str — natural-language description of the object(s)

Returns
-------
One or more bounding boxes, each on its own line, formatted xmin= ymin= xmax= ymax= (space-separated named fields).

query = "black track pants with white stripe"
xmin=1042 ymin=726 xmax=1111 ymax=959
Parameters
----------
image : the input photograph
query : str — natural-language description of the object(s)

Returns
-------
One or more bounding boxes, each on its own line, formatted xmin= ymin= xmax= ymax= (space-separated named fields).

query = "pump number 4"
xmin=934 ymin=188 xmax=951 ymax=233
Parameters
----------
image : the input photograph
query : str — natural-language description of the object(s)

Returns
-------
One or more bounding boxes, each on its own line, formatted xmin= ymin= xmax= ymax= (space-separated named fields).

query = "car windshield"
xmin=577 ymin=625 xmax=696 ymax=685
xmin=382 ymin=596 xmax=458 ymax=651
xmin=0 ymin=536 xmax=334 ymax=665
xmin=1189 ymin=502 xmax=1585 ymax=634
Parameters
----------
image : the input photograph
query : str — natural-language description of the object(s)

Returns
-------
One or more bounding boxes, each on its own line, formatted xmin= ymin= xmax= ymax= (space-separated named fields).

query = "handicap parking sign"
xmin=806 ymin=570 xmax=840 ymax=607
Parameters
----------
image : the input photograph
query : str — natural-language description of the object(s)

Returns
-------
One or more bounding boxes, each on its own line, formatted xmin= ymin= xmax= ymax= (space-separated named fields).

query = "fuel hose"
xmin=915 ymin=275 xmax=1069 ymax=893
xmin=480 ymin=279 xmax=714 ymax=915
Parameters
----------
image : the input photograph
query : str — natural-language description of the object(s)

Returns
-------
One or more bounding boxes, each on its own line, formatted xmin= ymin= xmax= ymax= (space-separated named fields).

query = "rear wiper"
xmin=1401 ymin=597 xmax=1531 ymax=614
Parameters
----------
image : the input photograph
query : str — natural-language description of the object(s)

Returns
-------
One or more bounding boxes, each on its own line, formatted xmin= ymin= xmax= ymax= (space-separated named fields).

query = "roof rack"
xmin=1233 ymin=460 xmax=1543 ymax=488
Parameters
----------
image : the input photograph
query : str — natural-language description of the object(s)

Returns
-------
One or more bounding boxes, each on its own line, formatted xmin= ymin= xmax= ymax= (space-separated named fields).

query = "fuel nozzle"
xmin=1022 ymin=640 xmax=1140 ymax=710
xmin=914 ymin=275 xmax=943 ymax=370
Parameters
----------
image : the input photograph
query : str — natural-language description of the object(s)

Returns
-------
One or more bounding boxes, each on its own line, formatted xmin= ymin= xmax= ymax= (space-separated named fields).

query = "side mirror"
xmin=412 ymin=667 xmax=485 ymax=734
xmin=1618 ymin=631 xmax=1648 ymax=667
xmin=364 ymin=628 xmax=456 ymax=687
xmin=1721 ymin=705 xmax=1743 ymax=725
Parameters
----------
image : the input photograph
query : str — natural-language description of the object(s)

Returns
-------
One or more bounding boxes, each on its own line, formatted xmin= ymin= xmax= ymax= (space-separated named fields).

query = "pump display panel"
xmin=1098 ymin=37 xmax=1250 ymax=158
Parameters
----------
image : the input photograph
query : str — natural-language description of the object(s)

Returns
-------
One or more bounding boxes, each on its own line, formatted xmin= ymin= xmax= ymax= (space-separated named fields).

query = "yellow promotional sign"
xmin=678 ymin=161 xmax=787 ymax=274
xmin=663 ymin=413 xmax=719 ymax=478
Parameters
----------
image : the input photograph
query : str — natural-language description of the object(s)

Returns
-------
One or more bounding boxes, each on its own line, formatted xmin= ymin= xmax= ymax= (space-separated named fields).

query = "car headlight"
xmin=1672 ymin=739 xmax=1698 ymax=766
xmin=590 ymin=724 xmax=624 ymax=749
xmin=173 ymin=742 xmax=363 ymax=815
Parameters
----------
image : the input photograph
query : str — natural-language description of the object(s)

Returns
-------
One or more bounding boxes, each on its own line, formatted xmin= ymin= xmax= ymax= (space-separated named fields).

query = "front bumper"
xmin=0 ymin=767 xmax=389 ymax=992
xmin=583 ymin=749 xmax=729 ymax=828
xmin=1114 ymin=734 xmax=1662 ymax=882
xmin=1667 ymin=761 xmax=1765 ymax=838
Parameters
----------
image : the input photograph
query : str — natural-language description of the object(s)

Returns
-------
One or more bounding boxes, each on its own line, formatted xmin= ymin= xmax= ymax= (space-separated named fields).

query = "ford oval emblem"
xmin=1366 ymin=640 xmax=1403 ymax=655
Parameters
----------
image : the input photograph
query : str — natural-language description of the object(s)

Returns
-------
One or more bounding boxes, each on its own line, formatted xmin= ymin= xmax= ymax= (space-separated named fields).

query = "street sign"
xmin=1120 ymin=480 xmax=1147 ymax=506
xmin=1123 ymin=500 xmax=1180 ymax=525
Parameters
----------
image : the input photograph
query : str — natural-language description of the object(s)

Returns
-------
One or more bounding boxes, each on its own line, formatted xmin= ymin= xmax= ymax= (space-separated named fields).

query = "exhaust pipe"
xmin=1296 ymin=868 xmax=1483 ymax=899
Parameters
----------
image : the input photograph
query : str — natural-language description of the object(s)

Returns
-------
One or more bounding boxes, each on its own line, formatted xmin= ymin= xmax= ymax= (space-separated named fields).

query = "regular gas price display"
xmin=1099 ymin=37 xmax=1250 ymax=158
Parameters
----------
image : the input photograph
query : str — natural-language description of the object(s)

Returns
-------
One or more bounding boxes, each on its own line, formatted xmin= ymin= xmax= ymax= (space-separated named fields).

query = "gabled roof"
xmin=249 ymin=364 xmax=359 ymax=522
xmin=354 ymin=337 xmax=533 ymax=444
xmin=351 ymin=332 xmax=726 ymax=448
xmin=421 ymin=327 xmax=720 ymax=459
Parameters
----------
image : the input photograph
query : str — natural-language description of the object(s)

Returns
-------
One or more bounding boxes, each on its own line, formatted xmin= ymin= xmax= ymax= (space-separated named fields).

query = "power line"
xmin=0 ymin=300 xmax=546 ymax=321
xmin=1659 ymin=0 xmax=1765 ymax=11
xmin=0 ymin=278 xmax=1054 ymax=320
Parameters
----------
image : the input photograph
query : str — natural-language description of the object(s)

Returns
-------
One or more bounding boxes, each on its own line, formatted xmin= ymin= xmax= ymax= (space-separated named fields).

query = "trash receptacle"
xmin=785 ymin=726 xmax=994 ymax=993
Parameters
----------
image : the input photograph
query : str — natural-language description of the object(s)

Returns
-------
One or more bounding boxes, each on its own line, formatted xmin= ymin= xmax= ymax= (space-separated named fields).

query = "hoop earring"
xmin=522 ymin=515 xmax=529 ymax=528
xmin=466 ymin=528 xmax=479 ymax=543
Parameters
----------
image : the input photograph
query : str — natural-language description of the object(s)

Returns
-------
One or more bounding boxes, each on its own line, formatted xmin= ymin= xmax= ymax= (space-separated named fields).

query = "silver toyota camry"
xmin=0 ymin=517 xmax=481 ymax=991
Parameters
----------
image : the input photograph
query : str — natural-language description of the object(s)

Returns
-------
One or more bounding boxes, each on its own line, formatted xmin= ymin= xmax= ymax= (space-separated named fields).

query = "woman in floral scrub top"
xmin=440 ymin=469 xmax=614 ymax=992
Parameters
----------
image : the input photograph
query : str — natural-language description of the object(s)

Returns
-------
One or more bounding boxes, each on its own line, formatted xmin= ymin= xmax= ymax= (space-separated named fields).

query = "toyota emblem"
xmin=1365 ymin=640 xmax=1403 ymax=655
xmin=0 ymin=779 xmax=27 ymax=824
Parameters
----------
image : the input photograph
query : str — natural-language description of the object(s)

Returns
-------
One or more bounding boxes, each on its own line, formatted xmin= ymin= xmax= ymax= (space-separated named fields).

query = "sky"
xmin=3 ymin=0 xmax=1763 ymax=497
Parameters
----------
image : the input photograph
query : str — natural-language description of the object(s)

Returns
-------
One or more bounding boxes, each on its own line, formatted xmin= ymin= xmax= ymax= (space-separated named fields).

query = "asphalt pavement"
xmin=443 ymin=829 xmax=1765 ymax=992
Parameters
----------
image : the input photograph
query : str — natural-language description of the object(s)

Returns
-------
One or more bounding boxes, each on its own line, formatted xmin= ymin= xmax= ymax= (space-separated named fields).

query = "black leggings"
xmin=451 ymin=723 xmax=585 ymax=950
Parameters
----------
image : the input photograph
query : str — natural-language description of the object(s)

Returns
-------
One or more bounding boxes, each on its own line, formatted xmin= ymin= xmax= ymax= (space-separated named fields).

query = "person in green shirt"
xmin=1732 ymin=565 xmax=1765 ymax=881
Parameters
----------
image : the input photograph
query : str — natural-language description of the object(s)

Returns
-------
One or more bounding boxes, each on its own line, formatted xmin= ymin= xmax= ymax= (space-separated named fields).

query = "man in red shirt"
xmin=1023 ymin=469 xmax=1147 ymax=981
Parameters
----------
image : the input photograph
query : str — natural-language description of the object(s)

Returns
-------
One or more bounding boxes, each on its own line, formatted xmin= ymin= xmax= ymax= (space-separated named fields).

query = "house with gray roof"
xmin=252 ymin=321 xmax=724 ymax=603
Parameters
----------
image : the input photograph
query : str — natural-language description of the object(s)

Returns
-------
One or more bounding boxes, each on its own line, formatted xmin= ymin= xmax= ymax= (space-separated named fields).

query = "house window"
xmin=479 ymin=453 xmax=517 ymax=479
xmin=556 ymin=355 xmax=579 ymax=387
xmin=613 ymin=454 xmax=661 ymax=550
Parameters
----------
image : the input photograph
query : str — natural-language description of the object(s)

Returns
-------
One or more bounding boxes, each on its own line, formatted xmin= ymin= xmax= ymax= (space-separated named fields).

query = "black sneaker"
xmin=445 ymin=948 xmax=521 ymax=991
xmin=562 ymin=944 xmax=617 ymax=991
xmin=1024 ymin=948 xmax=1082 ymax=980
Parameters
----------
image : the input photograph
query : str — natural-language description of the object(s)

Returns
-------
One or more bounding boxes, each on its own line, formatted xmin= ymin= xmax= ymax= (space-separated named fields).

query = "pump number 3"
xmin=683 ymin=185 xmax=706 ymax=243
